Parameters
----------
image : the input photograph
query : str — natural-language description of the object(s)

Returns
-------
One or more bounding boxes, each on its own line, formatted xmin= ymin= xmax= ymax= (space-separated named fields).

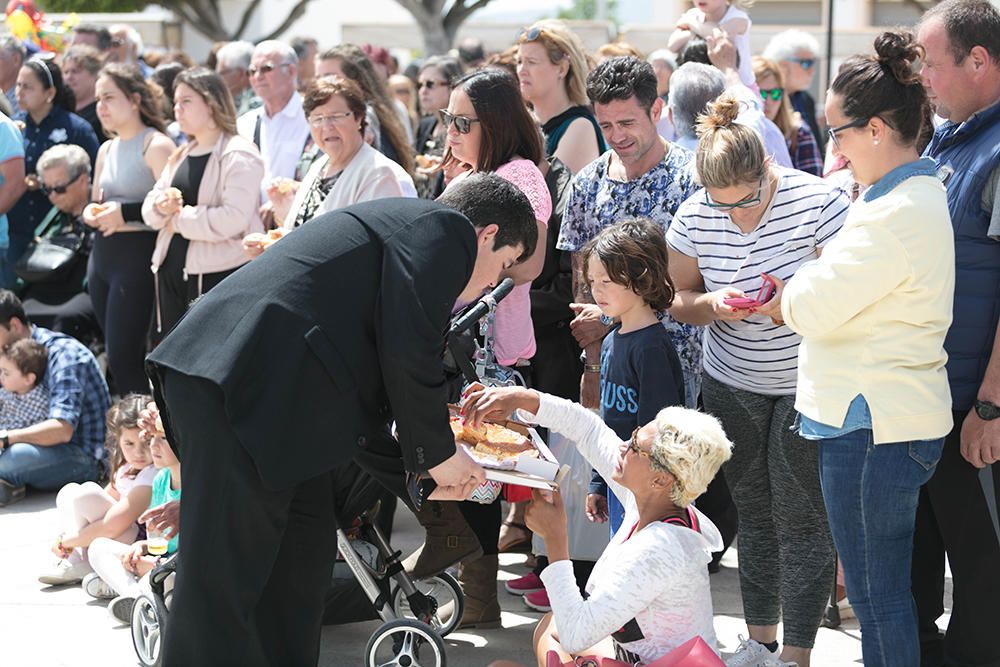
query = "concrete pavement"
xmin=1 ymin=491 xmax=950 ymax=666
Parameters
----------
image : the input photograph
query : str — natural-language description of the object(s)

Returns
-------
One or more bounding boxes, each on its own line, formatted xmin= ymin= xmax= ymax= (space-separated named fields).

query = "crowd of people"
xmin=0 ymin=2 xmax=997 ymax=666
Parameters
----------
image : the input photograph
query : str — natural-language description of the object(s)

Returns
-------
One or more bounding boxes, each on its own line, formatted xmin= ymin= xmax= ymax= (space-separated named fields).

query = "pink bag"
xmin=546 ymin=636 xmax=723 ymax=667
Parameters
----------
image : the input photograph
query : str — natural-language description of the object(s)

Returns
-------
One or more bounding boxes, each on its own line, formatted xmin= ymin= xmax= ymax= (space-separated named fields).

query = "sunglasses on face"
xmin=705 ymin=177 xmax=764 ymax=210
xmin=760 ymin=87 xmax=783 ymax=102
xmin=248 ymin=63 xmax=285 ymax=77
xmin=827 ymin=117 xmax=870 ymax=148
xmin=418 ymin=80 xmax=448 ymax=90
xmin=440 ymin=109 xmax=480 ymax=134
xmin=789 ymin=58 xmax=816 ymax=70
xmin=109 ymin=38 xmax=125 ymax=48
xmin=41 ymin=174 xmax=80 ymax=196
xmin=626 ymin=427 xmax=680 ymax=480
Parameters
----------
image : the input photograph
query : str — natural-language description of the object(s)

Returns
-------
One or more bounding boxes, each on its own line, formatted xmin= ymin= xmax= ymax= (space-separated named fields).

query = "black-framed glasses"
xmin=827 ymin=117 xmax=870 ymax=148
xmin=440 ymin=109 xmax=480 ymax=134
xmin=789 ymin=57 xmax=816 ymax=70
xmin=248 ymin=62 xmax=287 ymax=77
xmin=418 ymin=80 xmax=448 ymax=91
xmin=760 ymin=87 xmax=783 ymax=102
xmin=705 ymin=177 xmax=764 ymax=210
xmin=41 ymin=173 xmax=82 ymax=196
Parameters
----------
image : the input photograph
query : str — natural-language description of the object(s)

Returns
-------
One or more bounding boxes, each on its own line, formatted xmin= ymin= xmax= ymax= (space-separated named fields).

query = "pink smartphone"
xmin=724 ymin=274 xmax=777 ymax=310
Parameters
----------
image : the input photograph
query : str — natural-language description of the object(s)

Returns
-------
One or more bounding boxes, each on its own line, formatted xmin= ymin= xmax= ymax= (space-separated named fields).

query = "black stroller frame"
xmin=131 ymin=279 xmax=519 ymax=667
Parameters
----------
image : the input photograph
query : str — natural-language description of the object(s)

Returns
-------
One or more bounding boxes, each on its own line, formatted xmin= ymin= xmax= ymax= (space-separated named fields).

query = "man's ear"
xmin=650 ymin=97 xmax=664 ymax=124
xmin=476 ymin=223 xmax=499 ymax=249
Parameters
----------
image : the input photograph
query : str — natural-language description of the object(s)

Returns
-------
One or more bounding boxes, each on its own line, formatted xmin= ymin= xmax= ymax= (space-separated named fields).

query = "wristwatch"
xmin=974 ymin=399 xmax=1000 ymax=421
xmin=0 ymin=430 xmax=9 ymax=450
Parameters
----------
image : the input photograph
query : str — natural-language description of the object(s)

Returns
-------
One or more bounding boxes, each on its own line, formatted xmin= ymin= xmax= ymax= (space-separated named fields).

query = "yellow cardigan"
xmin=781 ymin=175 xmax=955 ymax=444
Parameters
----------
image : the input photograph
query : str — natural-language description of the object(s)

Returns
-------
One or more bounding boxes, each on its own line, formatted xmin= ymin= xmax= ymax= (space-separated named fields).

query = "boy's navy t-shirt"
xmin=599 ymin=322 xmax=685 ymax=441
xmin=593 ymin=322 xmax=686 ymax=532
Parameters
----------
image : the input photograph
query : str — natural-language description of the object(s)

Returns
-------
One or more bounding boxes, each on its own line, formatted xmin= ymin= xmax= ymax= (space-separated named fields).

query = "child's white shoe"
xmin=108 ymin=595 xmax=135 ymax=625
xmin=38 ymin=559 xmax=92 ymax=586
xmin=82 ymin=572 xmax=116 ymax=599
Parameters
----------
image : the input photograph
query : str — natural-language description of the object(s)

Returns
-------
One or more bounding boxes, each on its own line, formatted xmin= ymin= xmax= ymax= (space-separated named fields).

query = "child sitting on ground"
xmin=38 ymin=395 xmax=156 ymax=587
xmin=0 ymin=338 xmax=50 ymax=430
xmin=85 ymin=427 xmax=181 ymax=625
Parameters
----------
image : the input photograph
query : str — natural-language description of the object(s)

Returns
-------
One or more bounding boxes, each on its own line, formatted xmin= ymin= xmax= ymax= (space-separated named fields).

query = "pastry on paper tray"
xmin=448 ymin=406 xmax=537 ymax=462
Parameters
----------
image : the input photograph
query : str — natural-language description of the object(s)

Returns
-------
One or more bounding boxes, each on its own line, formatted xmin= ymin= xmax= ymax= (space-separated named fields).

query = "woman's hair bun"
xmin=874 ymin=30 xmax=921 ymax=85
xmin=698 ymin=94 xmax=741 ymax=132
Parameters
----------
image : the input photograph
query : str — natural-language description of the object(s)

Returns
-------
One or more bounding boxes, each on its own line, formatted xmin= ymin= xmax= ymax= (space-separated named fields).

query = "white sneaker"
xmin=108 ymin=596 xmax=135 ymax=625
xmin=82 ymin=573 xmax=116 ymax=599
xmin=38 ymin=559 xmax=92 ymax=586
xmin=726 ymin=636 xmax=798 ymax=667
xmin=837 ymin=597 xmax=856 ymax=621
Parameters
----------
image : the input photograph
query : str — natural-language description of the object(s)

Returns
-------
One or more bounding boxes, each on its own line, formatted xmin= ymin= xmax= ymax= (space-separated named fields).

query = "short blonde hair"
xmin=517 ymin=19 xmax=591 ymax=107
xmin=650 ymin=407 xmax=732 ymax=507
xmin=695 ymin=94 xmax=767 ymax=189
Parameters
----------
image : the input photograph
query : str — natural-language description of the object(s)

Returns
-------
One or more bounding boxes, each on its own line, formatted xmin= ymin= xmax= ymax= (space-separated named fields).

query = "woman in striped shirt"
xmin=665 ymin=95 xmax=849 ymax=667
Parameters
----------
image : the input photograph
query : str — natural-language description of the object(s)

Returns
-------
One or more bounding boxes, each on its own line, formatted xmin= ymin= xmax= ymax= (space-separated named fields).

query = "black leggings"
xmin=87 ymin=232 xmax=156 ymax=395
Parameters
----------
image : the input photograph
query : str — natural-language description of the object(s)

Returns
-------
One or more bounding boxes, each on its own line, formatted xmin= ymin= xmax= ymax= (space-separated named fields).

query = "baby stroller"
xmin=131 ymin=280 xmax=517 ymax=667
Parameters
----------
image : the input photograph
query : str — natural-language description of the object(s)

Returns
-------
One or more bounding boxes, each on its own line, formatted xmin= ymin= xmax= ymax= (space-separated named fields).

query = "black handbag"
xmin=13 ymin=207 xmax=87 ymax=284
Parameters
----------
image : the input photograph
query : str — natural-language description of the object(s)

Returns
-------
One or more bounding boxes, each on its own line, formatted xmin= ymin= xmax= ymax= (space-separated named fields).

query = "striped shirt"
xmin=666 ymin=168 xmax=850 ymax=395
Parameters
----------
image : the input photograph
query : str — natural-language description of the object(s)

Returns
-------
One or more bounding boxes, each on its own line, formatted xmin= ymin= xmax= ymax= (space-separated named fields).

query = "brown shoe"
xmin=457 ymin=554 xmax=501 ymax=630
xmin=402 ymin=500 xmax=483 ymax=579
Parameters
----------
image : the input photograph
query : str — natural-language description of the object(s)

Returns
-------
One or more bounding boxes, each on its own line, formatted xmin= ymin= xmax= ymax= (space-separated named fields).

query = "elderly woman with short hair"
xmin=463 ymin=384 xmax=731 ymax=667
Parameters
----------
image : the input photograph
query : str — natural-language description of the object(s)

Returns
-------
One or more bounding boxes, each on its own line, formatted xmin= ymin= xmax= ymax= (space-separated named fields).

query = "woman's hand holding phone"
xmin=712 ymin=287 xmax=756 ymax=321
xmin=752 ymin=273 xmax=786 ymax=325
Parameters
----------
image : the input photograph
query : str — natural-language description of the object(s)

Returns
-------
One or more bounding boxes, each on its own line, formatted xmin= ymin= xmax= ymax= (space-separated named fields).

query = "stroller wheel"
xmin=365 ymin=618 xmax=446 ymax=667
xmin=391 ymin=572 xmax=464 ymax=637
xmin=131 ymin=591 xmax=167 ymax=667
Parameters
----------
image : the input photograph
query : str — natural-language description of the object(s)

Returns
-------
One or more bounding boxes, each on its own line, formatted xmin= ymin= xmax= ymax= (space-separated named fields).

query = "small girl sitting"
xmin=0 ymin=338 xmax=50 ymax=430
xmin=85 ymin=430 xmax=181 ymax=624
xmin=668 ymin=0 xmax=756 ymax=87
xmin=38 ymin=395 xmax=156 ymax=587
xmin=584 ymin=219 xmax=686 ymax=535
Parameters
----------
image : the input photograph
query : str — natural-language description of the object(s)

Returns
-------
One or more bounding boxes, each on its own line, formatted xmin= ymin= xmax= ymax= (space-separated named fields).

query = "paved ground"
xmin=1 ymin=491 xmax=951 ymax=666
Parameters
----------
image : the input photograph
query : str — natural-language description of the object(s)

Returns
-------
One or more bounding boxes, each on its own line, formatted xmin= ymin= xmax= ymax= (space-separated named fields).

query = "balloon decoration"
xmin=4 ymin=1 xmax=79 ymax=54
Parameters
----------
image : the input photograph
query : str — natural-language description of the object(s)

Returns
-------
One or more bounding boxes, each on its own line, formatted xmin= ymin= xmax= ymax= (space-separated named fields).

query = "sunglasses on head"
xmin=440 ymin=109 xmax=480 ymax=134
xmin=760 ymin=87 xmax=783 ymax=102
xmin=418 ymin=80 xmax=448 ymax=91
xmin=789 ymin=57 xmax=816 ymax=70
xmin=520 ymin=27 xmax=545 ymax=42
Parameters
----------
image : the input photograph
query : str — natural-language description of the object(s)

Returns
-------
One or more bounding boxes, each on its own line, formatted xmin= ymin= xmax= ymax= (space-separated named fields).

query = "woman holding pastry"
xmin=142 ymin=68 xmax=263 ymax=339
xmin=242 ymin=77 xmax=414 ymax=258
xmin=463 ymin=384 xmax=730 ymax=666
xmin=83 ymin=64 xmax=175 ymax=394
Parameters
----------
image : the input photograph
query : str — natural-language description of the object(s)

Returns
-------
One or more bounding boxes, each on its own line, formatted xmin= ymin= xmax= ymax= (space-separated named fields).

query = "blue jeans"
xmin=0 ymin=442 xmax=101 ymax=489
xmin=818 ymin=430 xmax=944 ymax=667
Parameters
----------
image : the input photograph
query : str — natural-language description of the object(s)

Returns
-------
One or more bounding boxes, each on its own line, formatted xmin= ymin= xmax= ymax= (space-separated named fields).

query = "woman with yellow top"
xmin=760 ymin=32 xmax=954 ymax=667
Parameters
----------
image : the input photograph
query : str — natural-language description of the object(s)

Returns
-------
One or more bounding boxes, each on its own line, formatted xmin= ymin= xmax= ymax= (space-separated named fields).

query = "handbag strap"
xmin=32 ymin=205 xmax=64 ymax=239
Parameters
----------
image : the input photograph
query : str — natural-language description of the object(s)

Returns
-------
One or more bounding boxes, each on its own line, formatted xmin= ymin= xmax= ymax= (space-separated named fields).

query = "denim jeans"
xmin=818 ymin=430 xmax=944 ymax=667
xmin=0 ymin=442 xmax=101 ymax=489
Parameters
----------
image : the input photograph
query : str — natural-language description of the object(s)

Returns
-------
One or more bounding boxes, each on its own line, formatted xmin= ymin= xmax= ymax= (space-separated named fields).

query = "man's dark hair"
xmin=0 ymin=290 xmax=28 ymax=329
xmin=73 ymin=24 xmax=113 ymax=52
xmin=437 ymin=173 xmax=538 ymax=262
xmin=291 ymin=36 xmax=318 ymax=60
xmin=586 ymin=56 xmax=659 ymax=112
xmin=922 ymin=0 xmax=1000 ymax=65
xmin=457 ymin=37 xmax=485 ymax=67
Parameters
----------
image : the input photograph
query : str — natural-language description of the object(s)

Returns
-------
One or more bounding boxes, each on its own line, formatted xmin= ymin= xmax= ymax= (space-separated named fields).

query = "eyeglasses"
xmin=827 ymin=117 xmax=870 ymax=148
xmin=248 ymin=63 xmax=287 ymax=77
xmin=109 ymin=38 xmax=125 ymax=48
xmin=41 ymin=173 xmax=81 ymax=196
xmin=788 ymin=57 xmax=816 ymax=70
xmin=308 ymin=111 xmax=356 ymax=128
xmin=705 ymin=178 xmax=764 ymax=210
xmin=626 ymin=427 xmax=679 ymax=482
xmin=440 ymin=109 xmax=480 ymax=134
xmin=418 ymin=80 xmax=449 ymax=91
xmin=760 ymin=87 xmax=783 ymax=102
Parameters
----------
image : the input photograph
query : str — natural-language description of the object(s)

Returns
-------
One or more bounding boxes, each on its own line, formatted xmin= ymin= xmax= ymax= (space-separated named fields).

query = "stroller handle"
xmin=448 ymin=278 xmax=514 ymax=337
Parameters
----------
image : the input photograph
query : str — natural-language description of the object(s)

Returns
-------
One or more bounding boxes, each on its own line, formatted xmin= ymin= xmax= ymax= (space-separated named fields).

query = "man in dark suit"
xmin=146 ymin=173 xmax=537 ymax=667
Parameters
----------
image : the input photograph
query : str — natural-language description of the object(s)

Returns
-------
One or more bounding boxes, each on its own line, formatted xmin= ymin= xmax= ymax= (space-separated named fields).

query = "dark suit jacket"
xmin=147 ymin=198 xmax=477 ymax=490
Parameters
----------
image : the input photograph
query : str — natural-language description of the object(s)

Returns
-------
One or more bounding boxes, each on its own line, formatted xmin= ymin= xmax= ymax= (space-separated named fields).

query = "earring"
xmin=874 ymin=140 xmax=880 ymax=146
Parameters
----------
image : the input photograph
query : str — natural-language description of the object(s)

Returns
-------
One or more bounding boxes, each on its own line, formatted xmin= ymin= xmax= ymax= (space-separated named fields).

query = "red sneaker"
xmin=524 ymin=588 xmax=551 ymax=612
xmin=505 ymin=572 xmax=544 ymax=595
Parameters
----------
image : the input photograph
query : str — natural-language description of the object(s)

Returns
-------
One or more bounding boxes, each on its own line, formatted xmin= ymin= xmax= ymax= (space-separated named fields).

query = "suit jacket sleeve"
xmin=375 ymin=208 xmax=476 ymax=472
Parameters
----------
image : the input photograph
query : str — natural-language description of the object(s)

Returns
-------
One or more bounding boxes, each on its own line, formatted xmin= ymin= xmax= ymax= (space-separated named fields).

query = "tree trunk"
xmin=421 ymin=21 xmax=452 ymax=56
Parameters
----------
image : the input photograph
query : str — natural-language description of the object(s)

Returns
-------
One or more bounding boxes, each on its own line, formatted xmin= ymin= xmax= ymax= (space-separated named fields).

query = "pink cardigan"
xmin=142 ymin=133 xmax=265 ymax=276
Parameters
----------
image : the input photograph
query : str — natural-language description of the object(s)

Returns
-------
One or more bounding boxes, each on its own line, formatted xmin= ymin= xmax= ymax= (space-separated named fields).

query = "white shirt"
xmin=237 ymin=91 xmax=310 ymax=197
xmin=523 ymin=393 xmax=723 ymax=664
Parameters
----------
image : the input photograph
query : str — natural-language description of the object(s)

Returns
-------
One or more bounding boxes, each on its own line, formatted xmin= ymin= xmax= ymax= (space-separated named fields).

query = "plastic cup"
xmin=148 ymin=536 xmax=168 ymax=556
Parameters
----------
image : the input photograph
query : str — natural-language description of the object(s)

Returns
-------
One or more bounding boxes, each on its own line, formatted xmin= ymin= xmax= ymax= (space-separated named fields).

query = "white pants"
xmin=88 ymin=537 xmax=172 ymax=599
xmin=55 ymin=482 xmax=138 ymax=563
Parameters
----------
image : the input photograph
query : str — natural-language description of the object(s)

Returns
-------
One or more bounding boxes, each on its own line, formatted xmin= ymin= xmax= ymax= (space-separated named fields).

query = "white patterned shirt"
xmin=0 ymin=383 xmax=50 ymax=430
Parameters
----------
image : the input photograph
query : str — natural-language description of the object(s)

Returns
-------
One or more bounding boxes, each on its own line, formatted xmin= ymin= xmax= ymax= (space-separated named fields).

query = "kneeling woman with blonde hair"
xmin=464 ymin=384 xmax=731 ymax=667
